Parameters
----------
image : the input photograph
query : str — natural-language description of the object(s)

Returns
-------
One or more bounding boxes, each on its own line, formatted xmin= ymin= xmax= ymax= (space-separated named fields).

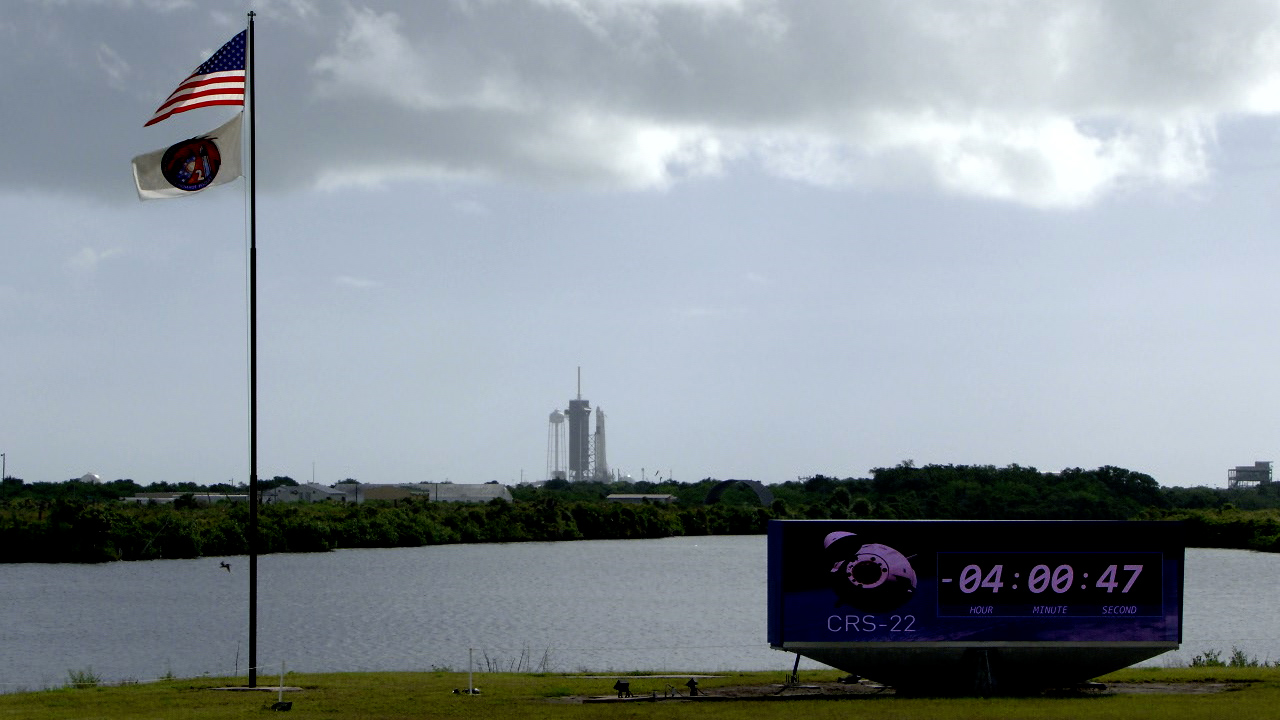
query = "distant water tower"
xmin=546 ymin=410 xmax=566 ymax=481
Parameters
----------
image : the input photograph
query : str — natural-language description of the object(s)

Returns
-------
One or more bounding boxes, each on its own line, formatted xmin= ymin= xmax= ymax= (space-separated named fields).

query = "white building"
xmin=262 ymin=482 xmax=512 ymax=504
xmin=262 ymin=483 xmax=349 ymax=504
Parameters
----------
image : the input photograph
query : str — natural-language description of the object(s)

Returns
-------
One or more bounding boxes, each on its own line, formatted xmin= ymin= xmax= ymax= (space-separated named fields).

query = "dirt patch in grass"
xmin=1094 ymin=681 xmax=1251 ymax=695
xmin=571 ymin=678 xmax=1251 ymax=703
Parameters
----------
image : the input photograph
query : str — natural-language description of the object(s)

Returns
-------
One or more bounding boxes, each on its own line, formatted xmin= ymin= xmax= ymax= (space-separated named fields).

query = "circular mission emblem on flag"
xmin=160 ymin=137 xmax=221 ymax=192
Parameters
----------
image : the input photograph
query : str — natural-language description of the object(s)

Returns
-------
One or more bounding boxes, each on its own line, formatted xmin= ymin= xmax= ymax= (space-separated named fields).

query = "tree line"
xmin=0 ymin=493 xmax=768 ymax=563
xmin=2 ymin=463 xmax=1279 ymax=563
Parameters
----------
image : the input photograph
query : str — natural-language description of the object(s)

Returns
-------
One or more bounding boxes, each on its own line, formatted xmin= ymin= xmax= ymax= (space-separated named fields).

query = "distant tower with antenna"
xmin=547 ymin=368 xmax=612 ymax=482
xmin=546 ymin=410 xmax=566 ymax=481
xmin=566 ymin=368 xmax=592 ymax=482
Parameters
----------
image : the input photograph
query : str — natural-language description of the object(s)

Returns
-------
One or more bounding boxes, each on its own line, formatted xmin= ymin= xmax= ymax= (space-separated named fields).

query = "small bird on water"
xmin=219 ymin=562 xmax=231 ymax=572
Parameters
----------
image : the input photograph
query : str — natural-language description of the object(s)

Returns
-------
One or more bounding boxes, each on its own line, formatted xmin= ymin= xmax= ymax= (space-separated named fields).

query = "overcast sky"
xmin=5 ymin=0 xmax=1280 ymax=489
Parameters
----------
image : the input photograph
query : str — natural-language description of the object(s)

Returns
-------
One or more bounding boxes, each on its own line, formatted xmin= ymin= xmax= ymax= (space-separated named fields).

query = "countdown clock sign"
xmin=768 ymin=520 xmax=1183 ymax=647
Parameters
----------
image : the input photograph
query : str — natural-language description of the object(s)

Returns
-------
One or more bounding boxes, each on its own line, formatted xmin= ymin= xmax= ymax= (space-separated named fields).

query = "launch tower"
xmin=547 ymin=369 xmax=611 ymax=482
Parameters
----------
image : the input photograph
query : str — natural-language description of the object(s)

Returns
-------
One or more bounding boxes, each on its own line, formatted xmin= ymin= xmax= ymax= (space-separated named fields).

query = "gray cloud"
xmin=6 ymin=0 xmax=1280 ymax=206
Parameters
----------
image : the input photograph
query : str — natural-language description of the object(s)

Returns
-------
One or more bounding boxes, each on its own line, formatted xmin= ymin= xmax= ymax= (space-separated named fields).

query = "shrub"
xmin=1190 ymin=649 xmax=1224 ymax=667
xmin=1229 ymin=647 xmax=1261 ymax=667
xmin=66 ymin=667 xmax=101 ymax=689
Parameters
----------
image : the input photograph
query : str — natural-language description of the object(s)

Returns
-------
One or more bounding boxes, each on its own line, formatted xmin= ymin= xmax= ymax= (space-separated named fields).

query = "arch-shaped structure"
xmin=704 ymin=479 xmax=774 ymax=506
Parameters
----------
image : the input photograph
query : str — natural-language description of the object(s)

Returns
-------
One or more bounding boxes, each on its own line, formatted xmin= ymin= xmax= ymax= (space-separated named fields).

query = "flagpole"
xmin=246 ymin=9 xmax=259 ymax=690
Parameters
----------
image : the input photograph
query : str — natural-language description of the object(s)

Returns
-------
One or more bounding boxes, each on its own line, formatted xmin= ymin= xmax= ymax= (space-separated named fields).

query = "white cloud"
xmin=29 ymin=0 xmax=196 ymax=9
xmin=312 ymin=7 xmax=526 ymax=112
xmin=840 ymin=110 xmax=1215 ymax=208
xmin=314 ymin=162 xmax=489 ymax=193
xmin=335 ymin=275 xmax=380 ymax=289
xmin=95 ymin=42 xmax=129 ymax=88
xmin=294 ymin=1 xmax=1280 ymax=206
xmin=67 ymin=247 xmax=122 ymax=274
xmin=452 ymin=198 xmax=490 ymax=216
xmin=521 ymin=114 xmax=730 ymax=189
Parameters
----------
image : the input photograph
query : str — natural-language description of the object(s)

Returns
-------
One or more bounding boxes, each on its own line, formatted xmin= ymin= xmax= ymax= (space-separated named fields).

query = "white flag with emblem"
xmin=131 ymin=113 xmax=243 ymax=201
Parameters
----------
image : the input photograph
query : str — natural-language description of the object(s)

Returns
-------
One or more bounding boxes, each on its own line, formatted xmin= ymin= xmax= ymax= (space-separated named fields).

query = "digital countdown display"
xmin=936 ymin=551 xmax=1163 ymax=617
xmin=768 ymin=520 xmax=1183 ymax=647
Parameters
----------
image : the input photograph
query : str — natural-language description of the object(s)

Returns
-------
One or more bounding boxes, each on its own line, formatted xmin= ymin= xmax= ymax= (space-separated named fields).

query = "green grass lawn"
xmin=1 ymin=667 xmax=1278 ymax=720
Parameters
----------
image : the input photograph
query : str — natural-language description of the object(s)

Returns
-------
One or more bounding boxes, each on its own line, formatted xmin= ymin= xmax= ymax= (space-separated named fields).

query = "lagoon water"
xmin=1 ymin=536 xmax=1277 ymax=691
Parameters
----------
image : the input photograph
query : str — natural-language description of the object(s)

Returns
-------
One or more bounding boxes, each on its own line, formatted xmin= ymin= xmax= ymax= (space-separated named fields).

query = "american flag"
xmin=145 ymin=30 xmax=246 ymax=127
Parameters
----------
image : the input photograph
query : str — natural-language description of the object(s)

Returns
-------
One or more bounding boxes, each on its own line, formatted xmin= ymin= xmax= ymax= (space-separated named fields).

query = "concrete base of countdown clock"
xmin=780 ymin=643 xmax=1176 ymax=695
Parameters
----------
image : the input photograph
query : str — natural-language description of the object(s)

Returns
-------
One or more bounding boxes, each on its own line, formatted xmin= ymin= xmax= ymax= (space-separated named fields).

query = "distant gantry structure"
xmin=593 ymin=406 xmax=609 ymax=481
xmin=547 ymin=369 xmax=613 ymax=482
xmin=1228 ymin=461 xmax=1272 ymax=489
